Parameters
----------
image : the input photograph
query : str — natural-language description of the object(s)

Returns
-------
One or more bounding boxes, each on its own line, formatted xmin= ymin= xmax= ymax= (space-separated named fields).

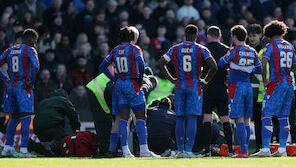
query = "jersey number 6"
xmin=183 ymin=55 xmax=192 ymax=72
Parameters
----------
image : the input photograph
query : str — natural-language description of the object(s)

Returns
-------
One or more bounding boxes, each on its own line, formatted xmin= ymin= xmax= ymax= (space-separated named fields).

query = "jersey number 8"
xmin=116 ymin=57 xmax=128 ymax=73
xmin=12 ymin=56 xmax=19 ymax=72
xmin=183 ymin=55 xmax=192 ymax=72
xmin=280 ymin=51 xmax=293 ymax=68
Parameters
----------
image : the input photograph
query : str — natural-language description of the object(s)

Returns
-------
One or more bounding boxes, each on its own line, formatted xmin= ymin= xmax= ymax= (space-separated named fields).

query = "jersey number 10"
xmin=12 ymin=56 xmax=19 ymax=72
xmin=280 ymin=51 xmax=293 ymax=68
xmin=116 ymin=57 xmax=128 ymax=73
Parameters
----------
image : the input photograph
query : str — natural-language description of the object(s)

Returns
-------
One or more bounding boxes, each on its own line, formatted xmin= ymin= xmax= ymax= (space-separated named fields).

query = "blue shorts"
xmin=115 ymin=80 xmax=145 ymax=112
xmin=228 ymin=82 xmax=253 ymax=118
xmin=4 ymin=88 xmax=34 ymax=114
xmin=262 ymin=82 xmax=294 ymax=116
xmin=174 ymin=83 xmax=202 ymax=116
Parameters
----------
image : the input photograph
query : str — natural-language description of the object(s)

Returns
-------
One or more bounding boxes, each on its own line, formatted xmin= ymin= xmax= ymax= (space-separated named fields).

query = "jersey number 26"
xmin=280 ymin=51 xmax=293 ymax=68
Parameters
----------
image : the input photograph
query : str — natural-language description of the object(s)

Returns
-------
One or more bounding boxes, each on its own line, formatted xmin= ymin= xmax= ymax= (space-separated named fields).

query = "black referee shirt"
xmin=203 ymin=41 xmax=229 ymax=85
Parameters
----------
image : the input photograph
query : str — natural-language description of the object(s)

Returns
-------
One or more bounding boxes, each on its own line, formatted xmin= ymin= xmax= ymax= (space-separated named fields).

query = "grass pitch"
xmin=1 ymin=157 xmax=296 ymax=167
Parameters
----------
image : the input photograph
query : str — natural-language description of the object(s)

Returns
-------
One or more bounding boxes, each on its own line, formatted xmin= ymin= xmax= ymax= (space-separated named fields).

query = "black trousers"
xmin=34 ymin=125 xmax=66 ymax=155
xmin=252 ymin=99 xmax=262 ymax=151
xmin=87 ymin=88 xmax=112 ymax=154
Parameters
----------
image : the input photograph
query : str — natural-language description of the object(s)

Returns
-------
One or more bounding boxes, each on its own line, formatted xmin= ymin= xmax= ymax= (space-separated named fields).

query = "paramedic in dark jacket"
xmin=31 ymin=89 xmax=80 ymax=156
xmin=146 ymin=95 xmax=177 ymax=155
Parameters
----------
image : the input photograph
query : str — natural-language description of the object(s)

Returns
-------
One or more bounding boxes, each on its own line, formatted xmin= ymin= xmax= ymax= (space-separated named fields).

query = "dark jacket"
xmin=34 ymin=90 xmax=80 ymax=133
xmin=34 ymin=80 xmax=58 ymax=105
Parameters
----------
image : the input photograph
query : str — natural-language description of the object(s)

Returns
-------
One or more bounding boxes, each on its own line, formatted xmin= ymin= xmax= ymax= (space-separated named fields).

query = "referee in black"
xmin=201 ymin=26 xmax=234 ymax=156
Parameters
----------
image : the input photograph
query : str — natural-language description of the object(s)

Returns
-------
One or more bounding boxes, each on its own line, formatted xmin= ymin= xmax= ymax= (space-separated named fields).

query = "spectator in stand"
xmin=92 ymin=41 xmax=109 ymax=74
xmin=36 ymin=25 xmax=55 ymax=54
xmin=200 ymin=8 xmax=217 ymax=26
xmin=50 ymin=11 xmax=67 ymax=35
xmin=43 ymin=0 xmax=63 ymax=27
xmin=73 ymin=32 xmax=88 ymax=56
xmin=6 ymin=20 xmax=24 ymax=44
xmin=69 ymin=56 xmax=93 ymax=87
xmin=54 ymin=34 xmax=72 ymax=66
xmin=263 ymin=15 xmax=273 ymax=26
xmin=164 ymin=9 xmax=179 ymax=42
xmin=151 ymin=25 xmax=170 ymax=56
xmin=273 ymin=7 xmax=284 ymax=21
xmin=217 ymin=0 xmax=236 ymax=26
xmin=174 ymin=25 xmax=185 ymax=44
xmin=106 ymin=0 xmax=119 ymax=47
xmin=244 ymin=10 xmax=257 ymax=25
xmin=197 ymin=19 xmax=206 ymax=45
xmin=129 ymin=0 xmax=145 ymax=24
xmin=76 ymin=42 xmax=95 ymax=74
xmin=177 ymin=0 xmax=200 ymax=22
xmin=152 ymin=0 xmax=170 ymax=23
xmin=0 ymin=27 xmax=9 ymax=53
xmin=253 ymin=0 xmax=275 ymax=22
xmin=286 ymin=2 xmax=296 ymax=20
xmin=35 ymin=68 xmax=58 ymax=105
xmin=139 ymin=5 xmax=157 ymax=39
xmin=17 ymin=0 xmax=45 ymax=23
xmin=52 ymin=64 xmax=74 ymax=93
xmin=94 ymin=10 xmax=107 ymax=26
xmin=41 ymin=49 xmax=57 ymax=73
xmin=89 ymin=23 xmax=105 ymax=46
xmin=74 ymin=0 xmax=96 ymax=38
xmin=238 ymin=18 xmax=248 ymax=28
xmin=23 ymin=11 xmax=34 ymax=28
xmin=285 ymin=18 xmax=296 ymax=42
xmin=105 ymin=0 xmax=118 ymax=23
xmin=69 ymin=85 xmax=90 ymax=111
xmin=118 ymin=10 xmax=129 ymax=27
xmin=117 ymin=0 xmax=129 ymax=12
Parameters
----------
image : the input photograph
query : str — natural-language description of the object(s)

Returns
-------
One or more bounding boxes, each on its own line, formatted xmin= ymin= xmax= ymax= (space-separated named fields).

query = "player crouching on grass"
xmin=0 ymin=29 xmax=40 ymax=158
xmin=218 ymin=25 xmax=263 ymax=158
xmin=158 ymin=24 xmax=217 ymax=158
xmin=100 ymin=26 xmax=159 ymax=158
xmin=251 ymin=20 xmax=296 ymax=157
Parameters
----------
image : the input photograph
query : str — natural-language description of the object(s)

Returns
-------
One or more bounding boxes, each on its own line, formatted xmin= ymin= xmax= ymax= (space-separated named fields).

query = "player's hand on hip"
xmin=4 ymin=80 xmax=10 ymax=87
xmin=263 ymin=80 xmax=271 ymax=87
xmin=25 ymin=81 xmax=34 ymax=89
xmin=169 ymin=78 xmax=177 ymax=84
xmin=200 ymin=78 xmax=208 ymax=88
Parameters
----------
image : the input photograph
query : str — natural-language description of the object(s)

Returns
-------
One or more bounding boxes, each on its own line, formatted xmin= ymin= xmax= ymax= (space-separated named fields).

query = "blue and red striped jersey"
xmin=105 ymin=43 xmax=143 ymax=80
xmin=262 ymin=39 xmax=296 ymax=85
xmin=162 ymin=41 xmax=211 ymax=89
xmin=0 ymin=44 xmax=40 ymax=88
xmin=220 ymin=45 xmax=261 ymax=85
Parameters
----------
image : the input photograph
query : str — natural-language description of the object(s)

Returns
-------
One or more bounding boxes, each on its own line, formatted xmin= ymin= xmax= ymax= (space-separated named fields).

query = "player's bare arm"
xmin=157 ymin=57 xmax=177 ymax=84
xmin=261 ymin=56 xmax=270 ymax=87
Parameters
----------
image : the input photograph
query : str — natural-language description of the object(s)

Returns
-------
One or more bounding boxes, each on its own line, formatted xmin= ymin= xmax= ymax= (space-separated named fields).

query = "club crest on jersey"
xmin=119 ymin=50 xmax=124 ymax=54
